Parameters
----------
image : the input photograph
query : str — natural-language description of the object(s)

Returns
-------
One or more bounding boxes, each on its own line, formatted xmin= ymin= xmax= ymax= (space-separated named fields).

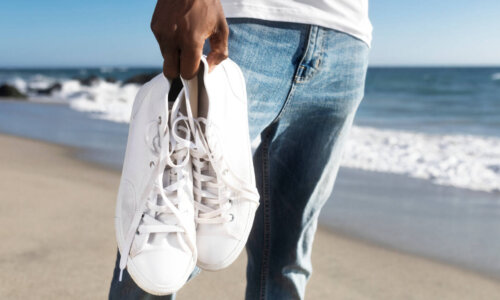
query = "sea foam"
xmin=343 ymin=126 xmax=500 ymax=193
xmin=59 ymin=80 xmax=139 ymax=123
xmin=10 ymin=76 xmax=140 ymax=123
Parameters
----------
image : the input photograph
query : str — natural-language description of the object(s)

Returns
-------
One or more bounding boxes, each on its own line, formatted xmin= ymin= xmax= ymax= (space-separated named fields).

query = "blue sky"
xmin=0 ymin=0 xmax=499 ymax=67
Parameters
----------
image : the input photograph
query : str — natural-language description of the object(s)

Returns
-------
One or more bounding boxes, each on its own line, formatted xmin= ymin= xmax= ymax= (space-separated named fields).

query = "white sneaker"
xmin=184 ymin=57 xmax=260 ymax=271
xmin=115 ymin=74 xmax=196 ymax=295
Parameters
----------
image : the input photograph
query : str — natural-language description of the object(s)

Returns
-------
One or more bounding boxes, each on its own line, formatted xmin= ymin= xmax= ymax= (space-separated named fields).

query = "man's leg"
xmin=245 ymin=27 xmax=370 ymax=299
xmin=108 ymin=19 xmax=368 ymax=299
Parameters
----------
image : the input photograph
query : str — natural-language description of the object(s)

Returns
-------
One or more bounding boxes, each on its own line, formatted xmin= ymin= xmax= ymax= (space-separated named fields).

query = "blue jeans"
xmin=109 ymin=18 xmax=369 ymax=300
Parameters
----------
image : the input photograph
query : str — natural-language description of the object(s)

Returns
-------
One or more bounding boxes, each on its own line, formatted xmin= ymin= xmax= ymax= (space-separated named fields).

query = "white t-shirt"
xmin=221 ymin=0 xmax=372 ymax=47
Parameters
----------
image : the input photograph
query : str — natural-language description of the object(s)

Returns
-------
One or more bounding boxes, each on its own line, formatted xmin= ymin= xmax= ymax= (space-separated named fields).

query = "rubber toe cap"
xmin=196 ymin=234 xmax=241 ymax=270
xmin=130 ymin=247 xmax=194 ymax=293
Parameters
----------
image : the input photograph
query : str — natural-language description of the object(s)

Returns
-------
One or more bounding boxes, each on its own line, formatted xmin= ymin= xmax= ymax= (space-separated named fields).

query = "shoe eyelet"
xmin=228 ymin=213 xmax=235 ymax=222
xmin=158 ymin=116 xmax=162 ymax=125
xmin=150 ymin=161 xmax=155 ymax=167
xmin=228 ymin=199 xmax=233 ymax=206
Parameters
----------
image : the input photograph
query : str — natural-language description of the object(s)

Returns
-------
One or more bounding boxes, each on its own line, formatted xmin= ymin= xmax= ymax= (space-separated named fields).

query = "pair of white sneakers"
xmin=115 ymin=57 xmax=260 ymax=295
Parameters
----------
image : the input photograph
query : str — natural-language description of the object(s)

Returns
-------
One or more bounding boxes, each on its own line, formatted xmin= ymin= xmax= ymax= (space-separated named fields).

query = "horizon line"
xmin=1 ymin=64 xmax=500 ymax=69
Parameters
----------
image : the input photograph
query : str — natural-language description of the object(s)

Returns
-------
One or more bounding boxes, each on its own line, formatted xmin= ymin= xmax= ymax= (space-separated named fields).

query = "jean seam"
xmin=293 ymin=26 xmax=314 ymax=84
xmin=271 ymin=84 xmax=296 ymax=126
xmin=294 ymin=26 xmax=324 ymax=84
xmin=258 ymin=129 xmax=272 ymax=300
xmin=259 ymin=25 xmax=312 ymax=127
xmin=269 ymin=25 xmax=321 ymax=126
xmin=296 ymin=28 xmax=325 ymax=83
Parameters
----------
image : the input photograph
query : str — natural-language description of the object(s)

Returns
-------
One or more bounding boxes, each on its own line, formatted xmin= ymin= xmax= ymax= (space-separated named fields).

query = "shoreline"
xmin=1 ymin=134 xmax=500 ymax=299
xmin=319 ymin=225 xmax=500 ymax=284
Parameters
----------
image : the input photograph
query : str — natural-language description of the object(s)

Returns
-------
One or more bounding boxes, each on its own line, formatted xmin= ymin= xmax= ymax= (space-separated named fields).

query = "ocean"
xmin=1 ymin=66 xmax=499 ymax=192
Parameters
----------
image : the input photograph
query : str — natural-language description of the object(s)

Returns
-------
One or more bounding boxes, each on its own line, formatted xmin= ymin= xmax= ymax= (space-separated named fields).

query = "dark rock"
xmin=30 ymin=83 xmax=62 ymax=95
xmin=0 ymin=84 xmax=27 ymax=99
xmin=123 ymin=73 xmax=157 ymax=85
xmin=104 ymin=77 xmax=117 ymax=83
xmin=76 ymin=75 xmax=100 ymax=86
xmin=48 ymin=82 xmax=62 ymax=93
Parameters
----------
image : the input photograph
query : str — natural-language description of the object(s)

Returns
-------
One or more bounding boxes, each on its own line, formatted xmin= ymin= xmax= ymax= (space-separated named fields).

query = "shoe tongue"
xmin=156 ymin=194 xmax=178 ymax=226
xmin=181 ymin=76 xmax=198 ymax=118
xmin=146 ymin=173 xmax=182 ymax=247
xmin=200 ymin=158 xmax=223 ymax=211
xmin=181 ymin=60 xmax=210 ymax=120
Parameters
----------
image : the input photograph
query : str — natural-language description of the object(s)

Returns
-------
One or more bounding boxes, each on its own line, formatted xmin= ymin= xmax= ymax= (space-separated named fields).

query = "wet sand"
xmin=1 ymin=134 xmax=500 ymax=299
xmin=323 ymin=167 xmax=500 ymax=279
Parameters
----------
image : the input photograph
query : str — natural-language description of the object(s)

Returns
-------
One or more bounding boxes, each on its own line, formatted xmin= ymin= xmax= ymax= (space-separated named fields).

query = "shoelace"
xmin=190 ymin=118 xmax=259 ymax=229
xmin=118 ymin=108 xmax=195 ymax=281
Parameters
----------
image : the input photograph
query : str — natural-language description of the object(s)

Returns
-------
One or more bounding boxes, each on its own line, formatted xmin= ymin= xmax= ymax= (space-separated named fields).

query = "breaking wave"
xmin=343 ymin=126 xmax=500 ymax=193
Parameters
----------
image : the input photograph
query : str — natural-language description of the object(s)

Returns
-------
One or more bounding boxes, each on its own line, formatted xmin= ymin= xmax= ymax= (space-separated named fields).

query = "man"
xmin=110 ymin=0 xmax=371 ymax=299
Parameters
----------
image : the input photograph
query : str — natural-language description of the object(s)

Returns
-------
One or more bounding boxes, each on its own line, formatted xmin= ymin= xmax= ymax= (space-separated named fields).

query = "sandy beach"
xmin=1 ymin=133 xmax=499 ymax=299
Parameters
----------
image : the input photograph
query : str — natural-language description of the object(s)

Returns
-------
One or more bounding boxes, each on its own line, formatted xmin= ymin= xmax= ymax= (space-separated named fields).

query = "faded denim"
xmin=109 ymin=18 xmax=369 ymax=300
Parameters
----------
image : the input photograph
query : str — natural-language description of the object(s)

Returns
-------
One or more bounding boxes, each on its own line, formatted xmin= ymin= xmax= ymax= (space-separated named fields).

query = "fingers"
xmin=151 ymin=0 xmax=229 ymax=78
xmin=163 ymin=47 xmax=180 ymax=79
xmin=207 ymin=20 xmax=229 ymax=72
xmin=162 ymin=27 xmax=226 ymax=79
xmin=179 ymin=42 xmax=203 ymax=79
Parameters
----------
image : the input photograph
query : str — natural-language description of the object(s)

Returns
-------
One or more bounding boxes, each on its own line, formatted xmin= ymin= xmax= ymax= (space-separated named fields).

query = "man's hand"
xmin=151 ymin=0 xmax=229 ymax=79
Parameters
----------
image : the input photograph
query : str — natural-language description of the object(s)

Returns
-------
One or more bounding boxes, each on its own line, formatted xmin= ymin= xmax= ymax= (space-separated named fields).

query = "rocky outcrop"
xmin=77 ymin=75 xmax=100 ymax=86
xmin=0 ymin=84 xmax=27 ymax=99
xmin=104 ymin=77 xmax=117 ymax=83
xmin=29 ymin=83 xmax=62 ymax=95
